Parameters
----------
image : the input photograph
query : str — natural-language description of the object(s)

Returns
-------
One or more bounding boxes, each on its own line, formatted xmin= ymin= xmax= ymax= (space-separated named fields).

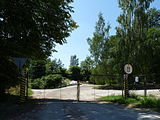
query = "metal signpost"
xmin=124 ymin=64 xmax=133 ymax=98
xmin=13 ymin=58 xmax=27 ymax=103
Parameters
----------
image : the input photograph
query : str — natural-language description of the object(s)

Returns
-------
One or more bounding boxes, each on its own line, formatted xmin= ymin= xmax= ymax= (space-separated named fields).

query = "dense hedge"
xmin=31 ymin=74 xmax=70 ymax=89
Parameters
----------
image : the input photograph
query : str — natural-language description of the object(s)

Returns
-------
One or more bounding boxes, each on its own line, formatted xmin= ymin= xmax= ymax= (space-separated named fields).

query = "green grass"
xmin=99 ymin=94 xmax=160 ymax=112
xmin=99 ymin=95 xmax=140 ymax=105
xmin=94 ymin=85 xmax=107 ymax=89
xmin=139 ymin=97 xmax=160 ymax=111
xmin=28 ymin=88 xmax=33 ymax=96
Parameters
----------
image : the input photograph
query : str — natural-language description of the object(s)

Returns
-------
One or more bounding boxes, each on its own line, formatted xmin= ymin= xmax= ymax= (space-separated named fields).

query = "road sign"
xmin=123 ymin=74 xmax=128 ymax=79
xmin=13 ymin=58 xmax=27 ymax=70
xmin=13 ymin=58 xmax=27 ymax=103
xmin=135 ymin=76 xmax=139 ymax=82
xmin=124 ymin=64 xmax=133 ymax=74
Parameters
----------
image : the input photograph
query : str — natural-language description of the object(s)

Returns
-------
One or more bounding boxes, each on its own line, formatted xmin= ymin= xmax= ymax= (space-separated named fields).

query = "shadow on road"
xmin=1 ymin=98 xmax=160 ymax=120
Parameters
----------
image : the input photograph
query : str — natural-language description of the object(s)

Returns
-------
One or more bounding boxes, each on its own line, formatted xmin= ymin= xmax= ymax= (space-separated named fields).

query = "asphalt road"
xmin=12 ymin=84 xmax=160 ymax=120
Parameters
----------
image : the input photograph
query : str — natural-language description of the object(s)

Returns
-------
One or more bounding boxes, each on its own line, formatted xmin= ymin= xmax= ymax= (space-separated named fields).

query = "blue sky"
xmin=51 ymin=0 xmax=160 ymax=68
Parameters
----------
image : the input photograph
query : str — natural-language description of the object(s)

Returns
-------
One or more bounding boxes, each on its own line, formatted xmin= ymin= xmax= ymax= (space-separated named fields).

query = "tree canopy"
xmin=87 ymin=0 xmax=160 ymax=84
xmin=70 ymin=55 xmax=79 ymax=67
xmin=0 ymin=0 xmax=77 ymax=96
xmin=0 ymin=0 xmax=77 ymax=58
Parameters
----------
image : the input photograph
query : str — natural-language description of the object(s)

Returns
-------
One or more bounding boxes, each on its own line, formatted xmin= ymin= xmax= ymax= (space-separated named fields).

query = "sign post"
xmin=13 ymin=58 xmax=27 ymax=103
xmin=124 ymin=64 xmax=133 ymax=98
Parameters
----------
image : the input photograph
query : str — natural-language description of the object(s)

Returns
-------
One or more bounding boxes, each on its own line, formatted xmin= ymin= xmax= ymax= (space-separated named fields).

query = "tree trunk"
xmin=0 ymin=85 xmax=6 ymax=101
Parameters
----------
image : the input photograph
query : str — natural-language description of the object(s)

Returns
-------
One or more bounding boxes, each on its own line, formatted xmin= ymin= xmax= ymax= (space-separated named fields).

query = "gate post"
xmin=124 ymin=74 xmax=129 ymax=98
xmin=77 ymin=80 xmax=80 ymax=101
xmin=144 ymin=76 xmax=147 ymax=97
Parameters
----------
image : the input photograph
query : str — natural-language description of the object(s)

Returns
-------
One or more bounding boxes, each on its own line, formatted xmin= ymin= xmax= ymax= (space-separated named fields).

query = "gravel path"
xmin=13 ymin=101 xmax=160 ymax=120
xmin=32 ymin=84 xmax=122 ymax=101
xmin=32 ymin=84 xmax=160 ymax=101
xmin=11 ymin=84 xmax=160 ymax=120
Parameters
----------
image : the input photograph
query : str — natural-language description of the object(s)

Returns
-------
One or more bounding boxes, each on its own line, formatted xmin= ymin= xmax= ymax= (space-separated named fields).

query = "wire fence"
xmin=30 ymin=73 xmax=160 ymax=102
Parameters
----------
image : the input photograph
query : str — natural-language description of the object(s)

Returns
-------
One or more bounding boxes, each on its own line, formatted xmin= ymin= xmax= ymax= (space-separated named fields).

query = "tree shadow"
xmin=1 ymin=97 xmax=160 ymax=120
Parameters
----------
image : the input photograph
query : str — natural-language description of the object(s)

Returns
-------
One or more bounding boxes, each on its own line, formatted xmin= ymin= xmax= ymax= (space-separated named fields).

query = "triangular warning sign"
xmin=13 ymin=58 xmax=27 ymax=69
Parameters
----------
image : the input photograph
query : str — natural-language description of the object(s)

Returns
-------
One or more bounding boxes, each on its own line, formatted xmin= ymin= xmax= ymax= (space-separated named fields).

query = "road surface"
xmin=32 ymin=84 xmax=160 ymax=101
xmin=13 ymin=100 xmax=160 ymax=120
xmin=32 ymin=84 xmax=122 ymax=101
xmin=10 ymin=84 xmax=160 ymax=120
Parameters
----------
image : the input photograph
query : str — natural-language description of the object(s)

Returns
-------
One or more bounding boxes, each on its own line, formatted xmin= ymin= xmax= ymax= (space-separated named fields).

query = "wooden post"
xmin=144 ymin=76 xmax=147 ymax=97
xmin=77 ymin=80 xmax=80 ymax=101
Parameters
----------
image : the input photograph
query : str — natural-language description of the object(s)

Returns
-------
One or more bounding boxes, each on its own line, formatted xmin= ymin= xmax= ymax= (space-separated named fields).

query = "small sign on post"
xmin=124 ymin=64 xmax=133 ymax=74
xmin=135 ymin=76 xmax=139 ymax=82
xmin=124 ymin=64 xmax=133 ymax=98
xmin=13 ymin=58 xmax=27 ymax=74
xmin=13 ymin=58 xmax=27 ymax=103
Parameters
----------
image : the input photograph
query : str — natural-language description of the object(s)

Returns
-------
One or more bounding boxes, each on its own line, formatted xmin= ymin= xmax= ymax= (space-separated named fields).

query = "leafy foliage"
xmin=87 ymin=12 xmax=110 ymax=65
xmin=0 ymin=0 xmax=77 ymax=58
xmin=69 ymin=65 xmax=81 ymax=80
xmin=0 ymin=0 xmax=77 ymax=95
xmin=70 ymin=55 xmax=79 ymax=67
xmin=31 ymin=74 xmax=67 ymax=89
xmin=87 ymin=1 xmax=160 ymax=85
xmin=0 ymin=57 xmax=19 ymax=96
xmin=45 ymin=58 xmax=64 ymax=74
xmin=80 ymin=56 xmax=93 ymax=81
xmin=29 ymin=60 xmax=46 ymax=79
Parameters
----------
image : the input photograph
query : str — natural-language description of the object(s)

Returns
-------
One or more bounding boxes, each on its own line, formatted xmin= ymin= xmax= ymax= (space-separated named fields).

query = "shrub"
xmin=45 ymin=75 xmax=63 ymax=89
xmin=31 ymin=78 xmax=45 ymax=89
xmin=62 ymin=79 xmax=70 ymax=87
xmin=31 ymin=74 xmax=68 ymax=89
xmin=140 ymin=97 xmax=158 ymax=108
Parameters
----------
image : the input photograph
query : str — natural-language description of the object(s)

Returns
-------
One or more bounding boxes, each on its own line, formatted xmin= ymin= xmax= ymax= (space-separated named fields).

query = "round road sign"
xmin=124 ymin=64 xmax=133 ymax=74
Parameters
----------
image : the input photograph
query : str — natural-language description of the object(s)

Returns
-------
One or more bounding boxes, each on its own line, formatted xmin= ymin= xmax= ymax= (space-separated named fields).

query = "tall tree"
xmin=0 ymin=0 xmax=77 ymax=58
xmin=80 ymin=56 xmax=93 ymax=70
xmin=29 ymin=60 xmax=46 ymax=79
xmin=87 ymin=12 xmax=110 ymax=65
xmin=117 ymin=0 xmax=154 ymax=74
xmin=70 ymin=55 xmax=79 ymax=67
xmin=0 ymin=0 xmax=77 ymax=95
xmin=45 ymin=58 xmax=64 ymax=74
xmin=69 ymin=65 xmax=81 ymax=81
xmin=147 ymin=8 xmax=160 ymax=28
xmin=80 ymin=56 xmax=93 ymax=81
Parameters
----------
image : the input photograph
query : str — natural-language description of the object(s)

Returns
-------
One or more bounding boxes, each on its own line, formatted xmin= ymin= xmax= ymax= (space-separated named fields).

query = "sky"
xmin=51 ymin=0 xmax=160 ymax=68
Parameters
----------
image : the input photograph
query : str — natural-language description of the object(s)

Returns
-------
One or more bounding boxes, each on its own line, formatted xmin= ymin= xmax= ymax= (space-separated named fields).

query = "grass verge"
xmin=99 ymin=94 xmax=160 ymax=112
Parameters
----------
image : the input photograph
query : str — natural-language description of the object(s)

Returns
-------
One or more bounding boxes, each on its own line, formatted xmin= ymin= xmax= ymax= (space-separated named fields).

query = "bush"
xmin=62 ymin=79 xmax=70 ymax=87
xmin=0 ymin=57 xmax=19 ymax=98
xmin=31 ymin=78 xmax=45 ymax=89
xmin=45 ymin=75 xmax=63 ymax=89
xmin=140 ymin=97 xmax=160 ymax=108
xmin=31 ymin=74 xmax=68 ymax=89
